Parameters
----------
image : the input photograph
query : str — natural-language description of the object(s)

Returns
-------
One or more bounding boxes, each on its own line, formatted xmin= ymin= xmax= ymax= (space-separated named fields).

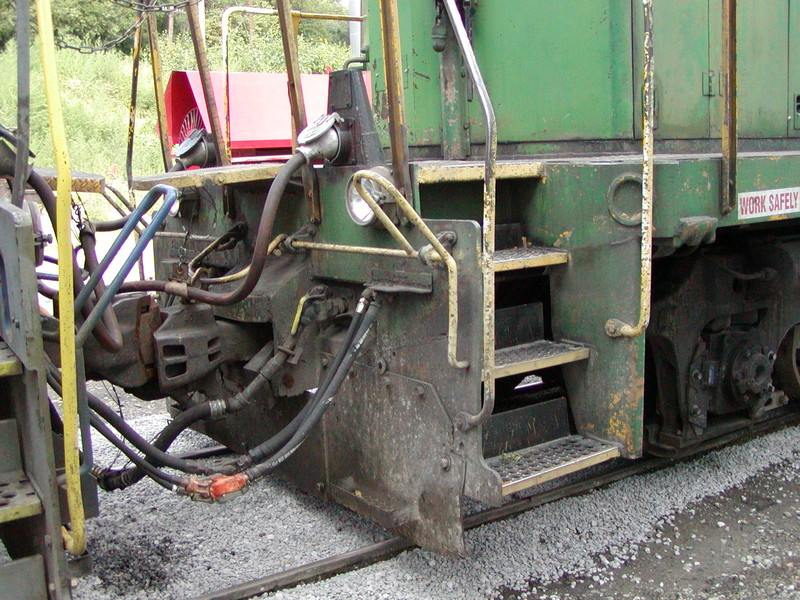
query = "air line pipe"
xmin=605 ymin=0 xmax=654 ymax=339
xmin=34 ymin=0 xmax=86 ymax=556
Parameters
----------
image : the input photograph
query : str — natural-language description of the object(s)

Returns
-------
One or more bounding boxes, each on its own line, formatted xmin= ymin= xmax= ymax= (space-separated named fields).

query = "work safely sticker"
xmin=738 ymin=186 xmax=800 ymax=220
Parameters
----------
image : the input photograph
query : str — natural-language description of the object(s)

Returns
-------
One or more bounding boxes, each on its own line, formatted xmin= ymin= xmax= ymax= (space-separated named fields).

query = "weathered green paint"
xmin=523 ymin=163 xmax=646 ymax=456
xmin=790 ymin=0 xmax=800 ymax=137
xmin=709 ymin=1 xmax=790 ymax=138
xmin=467 ymin=0 xmax=633 ymax=144
xmin=368 ymin=0 xmax=795 ymax=149
xmin=632 ymin=0 xmax=711 ymax=139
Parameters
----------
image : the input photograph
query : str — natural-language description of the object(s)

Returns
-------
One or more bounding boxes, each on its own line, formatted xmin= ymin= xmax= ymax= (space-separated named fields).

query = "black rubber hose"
xmin=117 ymin=151 xmax=307 ymax=305
xmin=88 ymin=394 xmax=237 ymax=476
xmin=24 ymin=167 xmax=123 ymax=352
xmin=89 ymin=413 xmax=184 ymax=491
xmin=245 ymin=300 xmax=380 ymax=482
xmin=98 ymin=401 xmax=219 ymax=490
xmin=245 ymin=303 xmax=368 ymax=466
xmin=93 ymin=215 xmax=131 ymax=232
xmin=79 ymin=229 xmax=123 ymax=351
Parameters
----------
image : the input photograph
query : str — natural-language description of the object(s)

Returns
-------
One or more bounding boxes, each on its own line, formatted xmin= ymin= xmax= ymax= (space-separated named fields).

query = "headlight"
xmin=344 ymin=167 xmax=394 ymax=228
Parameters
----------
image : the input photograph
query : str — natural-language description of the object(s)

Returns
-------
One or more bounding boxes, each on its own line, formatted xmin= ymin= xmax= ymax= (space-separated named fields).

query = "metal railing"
xmin=441 ymin=0 xmax=498 ymax=431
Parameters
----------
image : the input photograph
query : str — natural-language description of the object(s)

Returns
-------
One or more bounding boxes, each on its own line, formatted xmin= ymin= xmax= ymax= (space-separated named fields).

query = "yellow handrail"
xmin=35 ymin=0 xmax=86 ymax=556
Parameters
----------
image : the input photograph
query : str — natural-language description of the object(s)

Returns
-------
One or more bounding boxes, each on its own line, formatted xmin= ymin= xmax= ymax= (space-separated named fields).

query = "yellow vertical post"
xmin=34 ymin=0 xmax=86 ymax=556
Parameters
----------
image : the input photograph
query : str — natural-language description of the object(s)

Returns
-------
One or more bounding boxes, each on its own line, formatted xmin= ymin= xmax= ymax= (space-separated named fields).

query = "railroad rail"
xmin=194 ymin=411 xmax=800 ymax=600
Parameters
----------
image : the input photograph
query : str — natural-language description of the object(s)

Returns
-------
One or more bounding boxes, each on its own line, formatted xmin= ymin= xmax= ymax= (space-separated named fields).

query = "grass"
xmin=0 ymin=30 xmax=350 ymax=218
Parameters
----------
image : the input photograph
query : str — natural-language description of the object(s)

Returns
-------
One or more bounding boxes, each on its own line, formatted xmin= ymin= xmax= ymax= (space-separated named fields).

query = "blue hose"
xmin=75 ymin=185 xmax=177 ymax=348
xmin=74 ymin=184 xmax=176 ymax=313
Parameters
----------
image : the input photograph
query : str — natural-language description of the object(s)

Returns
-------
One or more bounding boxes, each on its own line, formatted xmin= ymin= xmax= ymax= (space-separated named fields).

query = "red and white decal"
xmin=738 ymin=186 xmax=800 ymax=220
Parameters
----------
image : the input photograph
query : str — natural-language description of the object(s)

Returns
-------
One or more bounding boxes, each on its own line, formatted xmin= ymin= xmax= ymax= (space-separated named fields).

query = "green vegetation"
xmin=0 ymin=1 xmax=352 ymax=186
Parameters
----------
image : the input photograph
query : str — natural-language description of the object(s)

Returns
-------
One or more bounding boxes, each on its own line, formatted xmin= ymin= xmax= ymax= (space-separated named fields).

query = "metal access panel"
xmin=469 ymin=0 xmax=634 ymax=143
xmin=367 ymin=0 xmax=634 ymax=149
xmin=709 ymin=0 xmax=790 ymax=138
xmin=633 ymin=0 xmax=711 ymax=139
xmin=790 ymin=0 xmax=800 ymax=136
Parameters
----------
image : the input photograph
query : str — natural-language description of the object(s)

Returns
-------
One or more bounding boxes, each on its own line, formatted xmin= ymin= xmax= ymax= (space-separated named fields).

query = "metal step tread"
xmin=413 ymin=159 xmax=545 ymax=183
xmin=493 ymin=246 xmax=568 ymax=271
xmin=487 ymin=434 xmax=622 ymax=496
xmin=494 ymin=340 xmax=589 ymax=378
xmin=0 ymin=340 xmax=21 ymax=378
xmin=0 ymin=470 xmax=42 ymax=524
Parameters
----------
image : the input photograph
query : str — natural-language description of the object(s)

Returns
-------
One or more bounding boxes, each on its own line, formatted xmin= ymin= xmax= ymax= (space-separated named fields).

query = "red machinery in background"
xmin=165 ymin=71 xmax=343 ymax=161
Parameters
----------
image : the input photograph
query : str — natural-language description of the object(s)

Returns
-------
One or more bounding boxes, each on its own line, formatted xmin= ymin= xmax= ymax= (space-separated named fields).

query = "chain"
xmin=52 ymin=0 xmax=202 ymax=54
xmin=108 ymin=0 xmax=201 ymax=13
xmin=55 ymin=14 xmax=145 ymax=54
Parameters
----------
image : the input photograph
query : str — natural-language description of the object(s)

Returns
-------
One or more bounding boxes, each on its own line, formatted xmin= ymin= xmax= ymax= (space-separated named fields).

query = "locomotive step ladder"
xmin=487 ymin=246 xmax=621 ymax=496
xmin=0 ymin=341 xmax=53 ymax=600
xmin=414 ymin=157 xmax=619 ymax=496
xmin=486 ymin=434 xmax=621 ymax=496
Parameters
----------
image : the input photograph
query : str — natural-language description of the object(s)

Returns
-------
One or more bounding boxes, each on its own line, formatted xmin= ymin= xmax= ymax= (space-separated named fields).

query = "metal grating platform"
xmin=487 ymin=435 xmax=621 ymax=496
xmin=493 ymin=246 xmax=569 ymax=271
xmin=494 ymin=340 xmax=589 ymax=378
xmin=0 ymin=470 xmax=42 ymax=524
xmin=0 ymin=341 xmax=22 ymax=378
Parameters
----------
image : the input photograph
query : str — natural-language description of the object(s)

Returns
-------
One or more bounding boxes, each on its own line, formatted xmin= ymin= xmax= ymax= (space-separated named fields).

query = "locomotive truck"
xmin=1 ymin=0 xmax=799 ymax=597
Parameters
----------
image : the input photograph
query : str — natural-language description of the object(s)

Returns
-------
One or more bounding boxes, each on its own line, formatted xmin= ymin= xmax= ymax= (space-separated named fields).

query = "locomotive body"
xmin=2 ymin=5 xmax=800 ymax=595
xmin=116 ymin=0 xmax=800 ymax=555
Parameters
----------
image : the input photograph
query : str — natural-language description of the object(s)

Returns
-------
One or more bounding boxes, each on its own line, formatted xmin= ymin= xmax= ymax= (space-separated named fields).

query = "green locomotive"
xmin=1 ymin=1 xmax=799 ymax=596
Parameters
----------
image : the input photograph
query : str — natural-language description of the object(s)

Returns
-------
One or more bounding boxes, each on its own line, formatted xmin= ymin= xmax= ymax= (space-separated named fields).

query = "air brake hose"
xmin=245 ymin=294 xmax=370 ymax=466
xmin=119 ymin=151 xmax=308 ymax=305
xmin=98 ymin=332 xmax=303 ymax=490
xmin=244 ymin=298 xmax=381 ymax=483
xmin=88 ymin=413 xmax=186 ymax=491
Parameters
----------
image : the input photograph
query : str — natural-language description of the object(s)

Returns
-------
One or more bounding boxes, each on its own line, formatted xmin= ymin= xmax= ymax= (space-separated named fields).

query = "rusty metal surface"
xmin=413 ymin=159 xmax=545 ymax=184
xmin=493 ymin=246 xmax=569 ymax=271
xmin=187 ymin=0 xmax=230 ymax=166
xmin=132 ymin=162 xmax=284 ymax=190
xmin=720 ymin=0 xmax=737 ymax=215
xmin=146 ymin=10 xmax=173 ymax=171
xmin=36 ymin=168 xmax=105 ymax=193
xmin=487 ymin=434 xmax=621 ymax=495
xmin=376 ymin=0 xmax=412 ymax=196
xmin=605 ymin=0 xmax=654 ymax=340
xmin=494 ymin=340 xmax=589 ymax=379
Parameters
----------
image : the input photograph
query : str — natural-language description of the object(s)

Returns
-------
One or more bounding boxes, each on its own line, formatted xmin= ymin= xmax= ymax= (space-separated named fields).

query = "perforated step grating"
xmin=0 ymin=470 xmax=42 ymax=524
xmin=493 ymin=246 xmax=568 ymax=271
xmin=487 ymin=435 xmax=621 ymax=496
xmin=494 ymin=340 xmax=589 ymax=378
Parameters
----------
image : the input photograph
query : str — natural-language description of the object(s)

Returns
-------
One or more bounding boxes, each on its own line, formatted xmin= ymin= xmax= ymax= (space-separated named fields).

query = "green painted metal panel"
xmin=368 ymin=0 xmax=634 ymax=149
xmin=523 ymin=163 xmax=645 ymax=456
xmin=790 ymin=0 xmax=800 ymax=137
xmin=709 ymin=0 xmax=789 ymax=138
xmin=368 ymin=1 xmax=444 ymax=148
xmin=633 ymin=0 xmax=711 ymax=139
xmin=469 ymin=0 xmax=633 ymax=143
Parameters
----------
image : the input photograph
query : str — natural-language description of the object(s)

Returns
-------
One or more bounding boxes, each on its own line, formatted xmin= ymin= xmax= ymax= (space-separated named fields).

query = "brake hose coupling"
xmin=184 ymin=473 xmax=249 ymax=502
xmin=295 ymin=113 xmax=351 ymax=164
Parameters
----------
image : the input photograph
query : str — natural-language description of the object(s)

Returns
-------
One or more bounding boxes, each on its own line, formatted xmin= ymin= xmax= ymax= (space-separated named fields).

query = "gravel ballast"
xmin=73 ymin=411 xmax=800 ymax=600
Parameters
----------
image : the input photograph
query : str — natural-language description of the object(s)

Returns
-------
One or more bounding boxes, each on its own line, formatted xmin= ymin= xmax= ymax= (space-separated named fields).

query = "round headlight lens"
xmin=345 ymin=176 xmax=383 ymax=227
